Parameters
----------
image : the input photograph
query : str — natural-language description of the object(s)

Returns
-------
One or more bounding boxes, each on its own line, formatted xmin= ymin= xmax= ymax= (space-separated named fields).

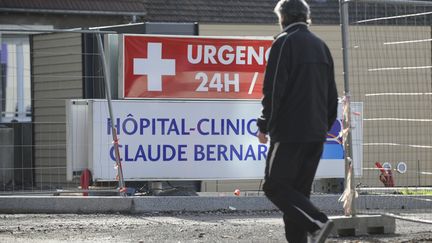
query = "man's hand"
xmin=257 ymin=131 xmax=268 ymax=144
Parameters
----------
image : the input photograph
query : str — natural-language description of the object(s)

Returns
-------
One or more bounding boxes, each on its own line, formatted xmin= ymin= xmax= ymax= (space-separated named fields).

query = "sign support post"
xmin=97 ymin=33 xmax=126 ymax=196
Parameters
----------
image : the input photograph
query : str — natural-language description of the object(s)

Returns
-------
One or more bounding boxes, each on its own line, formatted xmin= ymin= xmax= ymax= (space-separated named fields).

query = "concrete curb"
xmin=356 ymin=194 xmax=432 ymax=210
xmin=0 ymin=196 xmax=275 ymax=214
xmin=0 ymin=196 xmax=134 ymax=214
xmin=0 ymin=194 xmax=430 ymax=214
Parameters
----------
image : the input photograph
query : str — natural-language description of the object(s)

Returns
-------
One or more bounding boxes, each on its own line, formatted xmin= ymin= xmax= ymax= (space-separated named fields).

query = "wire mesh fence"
xmin=0 ymin=29 xmax=210 ymax=197
xmin=0 ymin=30 xmax=125 ymax=195
xmin=2 ymin=1 xmax=432 ymax=214
xmin=341 ymin=0 xmax=432 ymax=215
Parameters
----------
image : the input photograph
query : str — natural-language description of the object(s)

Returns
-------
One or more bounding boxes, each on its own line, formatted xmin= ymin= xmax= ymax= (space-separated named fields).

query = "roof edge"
xmin=0 ymin=8 xmax=146 ymax=16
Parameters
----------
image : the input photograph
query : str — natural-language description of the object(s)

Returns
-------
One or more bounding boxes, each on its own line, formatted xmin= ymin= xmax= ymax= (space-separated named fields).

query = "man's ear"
xmin=279 ymin=16 xmax=286 ymax=29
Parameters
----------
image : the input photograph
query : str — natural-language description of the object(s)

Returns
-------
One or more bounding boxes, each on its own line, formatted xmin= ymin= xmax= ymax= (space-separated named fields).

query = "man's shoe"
xmin=308 ymin=219 xmax=334 ymax=243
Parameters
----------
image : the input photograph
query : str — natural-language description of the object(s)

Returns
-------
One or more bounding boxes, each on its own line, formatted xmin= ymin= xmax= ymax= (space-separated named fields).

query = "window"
xmin=0 ymin=34 xmax=31 ymax=122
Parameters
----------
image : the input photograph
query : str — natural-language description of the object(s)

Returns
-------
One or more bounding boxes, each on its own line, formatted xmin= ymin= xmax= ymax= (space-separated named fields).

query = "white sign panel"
xmin=90 ymin=100 xmax=267 ymax=180
xmin=85 ymin=100 xmax=361 ymax=181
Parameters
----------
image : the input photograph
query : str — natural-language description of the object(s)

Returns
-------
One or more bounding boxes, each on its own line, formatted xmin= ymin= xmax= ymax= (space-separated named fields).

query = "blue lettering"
xmin=194 ymin=145 xmax=205 ymax=160
xmin=247 ymin=119 xmax=258 ymax=136
xmin=140 ymin=118 xmax=150 ymax=135
xmin=197 ymin=119 xmax=209 ymax=135
xmin=218 ymin=145 xmax=228 ymax=161
xmin=188 ymin=144 xmax=266 ymax=162
xmin=158 ymin=118 xmax=169 ymax=135
xmin=230 ymin=144 xmax=243 ymax=160
xmin=227 ymin=119 xmax=239 ymax=135
xmin=181 ymin=119 xmax=190 ymax=135
xmin=152 ymin=118 xmax=156 ymax=135
xmin=244 ymin=144 xmax=256 ymax=160
xmin=107 ymin=118 xmax=120 ymax=135
xmin=134 ymin=145 xmax=147 ymax=161
xmin=110 ymin=144 xmax=193 ymax=162
xmin=210 ymin=120 xmax=220 ymax=135
xmin=207 ymin=144 xmax=216 ymax=161
xmin=122 ymin=114 xmax=138 ymax=135
xmin=163 ymin=144 xmax=176 ymax=161
xmin=258 ymin=144 xmax=268 ymax=160
xmin=178 ymin=144 xmax=187 ymax=161
xmin=110 ymin=144 xmax=123 ymax=161
xmin=124 ymin=145 xmax=135 ymax=162
xmin=240 ymin=119 xmax=245 ymax=135
xmin=148 ymin=145 xmax=161 ymax=161
xmin=167 ymin=119 xmax=180 ymax=135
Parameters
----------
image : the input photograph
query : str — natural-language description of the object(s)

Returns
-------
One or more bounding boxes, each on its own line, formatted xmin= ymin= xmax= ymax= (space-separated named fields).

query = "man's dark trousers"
xmin=263 ymin=142 xmax=329 ymax=243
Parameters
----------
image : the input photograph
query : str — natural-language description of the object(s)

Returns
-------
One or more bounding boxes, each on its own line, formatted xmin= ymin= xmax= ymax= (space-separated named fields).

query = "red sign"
xmin=122 ymin=35 xmax=272 ymax=99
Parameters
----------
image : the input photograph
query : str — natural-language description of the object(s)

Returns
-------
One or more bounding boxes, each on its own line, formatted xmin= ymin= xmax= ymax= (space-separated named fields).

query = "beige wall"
xmin=348 ymin=26 xmax=432 ymax=187
xmin=32 ymin=33 xmax=83 ymax=186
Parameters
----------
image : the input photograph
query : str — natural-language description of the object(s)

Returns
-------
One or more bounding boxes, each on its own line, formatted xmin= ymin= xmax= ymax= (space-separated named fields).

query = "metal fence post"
xmin=96 ymin=33 xmax=126 ymax=196
xmin=340 ymin=0 xmax=356 ymax=216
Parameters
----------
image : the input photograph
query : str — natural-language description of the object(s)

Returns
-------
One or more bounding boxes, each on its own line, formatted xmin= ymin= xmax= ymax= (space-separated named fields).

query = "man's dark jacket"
xmin=257 ymin=22 xmax=338 ymax=142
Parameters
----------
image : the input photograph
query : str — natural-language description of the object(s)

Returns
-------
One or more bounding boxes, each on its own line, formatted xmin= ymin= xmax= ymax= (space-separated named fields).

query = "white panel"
xmin=81 ymin=100 xmax=360 ymax=181
xmin=66 ymin=100 xmax=90 ymax=181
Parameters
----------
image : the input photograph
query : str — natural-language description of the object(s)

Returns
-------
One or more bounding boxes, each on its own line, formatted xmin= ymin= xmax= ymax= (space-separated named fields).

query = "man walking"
xmin=257 ymin=0 xmax=338 ymax=242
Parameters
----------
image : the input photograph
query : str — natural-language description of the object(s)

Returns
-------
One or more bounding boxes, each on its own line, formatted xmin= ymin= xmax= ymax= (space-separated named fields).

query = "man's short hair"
xmin=274 ymin=0 xmax=311 ymax=26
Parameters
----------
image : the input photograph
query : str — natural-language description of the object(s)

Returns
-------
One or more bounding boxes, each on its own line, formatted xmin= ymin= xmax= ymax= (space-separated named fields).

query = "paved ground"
xmin=0 ymin=211 xmax=431 ymax=243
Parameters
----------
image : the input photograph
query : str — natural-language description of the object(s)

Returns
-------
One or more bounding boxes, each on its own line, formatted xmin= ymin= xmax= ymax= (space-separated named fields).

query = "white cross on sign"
xmin=133 ymin=42 xmax=176 ymax=91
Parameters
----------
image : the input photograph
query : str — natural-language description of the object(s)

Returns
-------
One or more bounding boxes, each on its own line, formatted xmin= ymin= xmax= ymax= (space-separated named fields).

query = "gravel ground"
xmin=0 ymin=211 xmax=431 ymax=243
